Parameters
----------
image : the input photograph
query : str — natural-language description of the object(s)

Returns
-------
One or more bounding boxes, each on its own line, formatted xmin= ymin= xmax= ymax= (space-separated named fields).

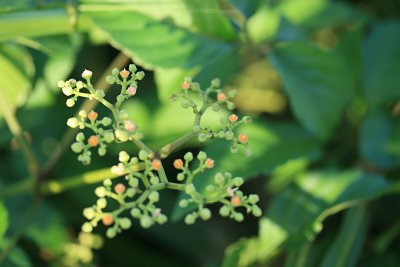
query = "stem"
xmin=157 ymin=165 xmax=168 ymax=183
xmin=159 ymin=131 xmax=197 ymax=159
xmin=0 ymin=89 xmax=40 ymax=179
xmin=131 ymin=137 xmax=154 ymax=155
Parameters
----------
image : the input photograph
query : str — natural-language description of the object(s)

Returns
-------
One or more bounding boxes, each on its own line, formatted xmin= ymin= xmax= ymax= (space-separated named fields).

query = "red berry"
xmin=151 ymin=159 xmax=162 ymax=171
xmin=102 ymin=214 xmax=114 ymax=226
xmin=229 ymin=114 xmax=238 ymax=123
xmin=88 ymin=111 xmax=98 ymax=121
xmin=173 ymin=159 xmax=184 ymax=169
xmin=217 ymin=93 xmax=227 ymax=102
xmin=88 ymin=135 xmax=99 ymax=147
xmin=205 ymin=158 xmax=214 ymax=169
xmin=231 ymin=196 xmax=241 ymax=206
xmin=239 ymin=133 xmax=248 ymax=144
xmin=114 ymin=183 xmax=126 ymax=194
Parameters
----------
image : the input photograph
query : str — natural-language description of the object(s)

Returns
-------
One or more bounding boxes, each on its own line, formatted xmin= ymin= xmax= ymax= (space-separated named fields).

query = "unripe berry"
xmin=67 ymin=118 xmax=79 ymax=128
xmin=184 ymin=152 xmax=193 ymax=161
xmin=88 ymin=135 xmax=99 ymax=147
xmin=205 ymin=158 xmax=214 ymax=169
xmin=127 ymin=86 xmax=137 ymax=96
xmin=124 ymin=120 xmax=136 ymax=131
xmin=87 ymin=111 xmax=98 ymax=121
xmin=197 ymin=151 xmax=207 ymax=161
xmin=114 ymin=183 xmax=126 ymax=194
xmin=181 ymin=81 xmax=190 ymax=90
xmin=229 ymin=114 xmax=238 ymax=123
xmin=231 ymin=196 xmax=241 ymax=207
xmin=173 ymin=159 xmax=184 ymax=169
xmin=102 ymin=214 xmax=114 ymax=226
xmin=135 ymin=71 xmax=145 ymax=80
xmin=119 ymin=69 xmax=130 ymax=78
xmin=200 ymin=208 xmax=211 ymax=220
xmin=82 ymin=69 xmax=92 ymax=79
xmin=120 ymin=218 xmax=132 ymax=229
xmin=219 ymin=206 xmax=230 ymax=217
xmin=151 ymin=159 xmax=162 ymax=171
xmin=177 ymin=173 xmax=185 ymax=181
xmin=66 ymin=98 xmax=75 ymax=107
xmin=239 ymin=133 xmax=248 ymax=144
xmin=184 ymin=214 xmax=196 ymax=225
xmin=106 ymin=228 xmax=116 ymax=238
xmin=149 ymin=191 xmax=159 ymax=202
xmin=140 ymin=215 xmax=153 ymax=228
xmin=119 ymin=151 xmax=130 ymax=162
xmin=95 ymin=187 xmax=106 ymax=198
xmin=82 ymin=222 xmax=93 ymax=233
xmin=179 ymin=199 xmax=188 ymax=208
xmin=217 ymin=93 xmax=227 ymax=102
xmin=234 ymin=213 xmax=244 ymax=222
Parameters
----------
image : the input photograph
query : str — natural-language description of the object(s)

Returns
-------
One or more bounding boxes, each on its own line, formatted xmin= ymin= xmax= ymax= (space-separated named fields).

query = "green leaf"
xmin=172 ymin=120 xmax=321 ymax=221
xmin=86 ymin=10 xmax=234 ymax=69
xmin=362 ymin=20 xmax=400 ymax=106
xmin=270 ymin=42 xmax=354 ymax=140
xmin=0 ymin=43 xmax=34 ymax=119
xmin=0 ymin=242 xmax=31 ymax=267
xmin=320 ymin=206 xmax=367 ymax=267
xmin=223 ymin=169 xmax=389 ymax=266
xmin=0 ymin=201 xmax=8 ymax=241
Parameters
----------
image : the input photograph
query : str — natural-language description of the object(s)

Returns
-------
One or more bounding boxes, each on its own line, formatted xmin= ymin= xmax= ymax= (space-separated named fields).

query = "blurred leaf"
xmin=362 ymin=20 xmax=400 ymax=106
xmin=320 ymin=206 xmax=367 ymax=267
xmin=0 ymin=201 xmax=8 ymax=241
xmin=275 ymin=16 xmax=307 ymax=42
xmin=270 ymin=42 xmax=354 ymax=140
xmin=223 ymin=169 xmax=389 ymax=266
xmin=0 ymin=241 xmax=31 ymax=267
xmin=0 ymin=43 xmax=34 ymax=119
xmin=172 ymin=120 xmax=321 ymax=221
xmin=86 ymin=10 xmax=233 ymax=69
xmin=247 ymin=0 xmax=355 ymax=43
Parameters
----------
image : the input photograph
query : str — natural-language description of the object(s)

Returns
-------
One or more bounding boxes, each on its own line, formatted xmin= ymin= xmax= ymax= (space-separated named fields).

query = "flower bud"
xmin=95 ymin=90 xmax=105 ymax=99
xmin=184 ymin=152 xmax=193 ymax=162
xmin=211 ymin=78 xmax=221 ymax=88
xmin=82 ymin=222 xmax=93 ymax=233
xmin=67 ymin=118 xmax=79 ymax=128
xmin=140 ymin=216 xmax=153 ymax=228
xmin=66 ymin=98 xmax=75 ymax=107
xmin=101 ymin=117 xmax=112 ymax=126
xmin=205 ymin=158 xmax=214 ymax=169
xmin=234 ymin=213 xmax=244 ymax=222
xmin=231 ymin=196 xmax=241 ymax=207
xmin=149 ymin=191 xmax=159 ymax=202
xmin=197 ymin=151 xmax=207 ymax=161
xmin=88 ymin=135 xmax=99 ymax=147
xmin=184 ymin=214 xmax=196 ymax=225
xmin=87 ymin=111 xmax=98 ymax=121
xmin=179 ymin=199 xmax=188 ymax=208
xmin=102 ymin=213 xmax=114 ymax=226
xmin=200 ymin=208 xmax=212 ymax=220
xmin=120 ymin=218 xmax=132 ymax=229
xmin=217 ymin=93 xmax=226 ymax=102
xmin=114 ymin=183 xmax=126 ymax=194
xmin=71 ymin=142 xmax=84 ymax=153
xmin=62 ymin=87 xmax=73 ymax=96
xmin=129 ymin=64 xmax=137 ymax=72
xmin=106 ymin=75 xmax=115 ymax=84
xmin=229 ymin=114 xmax=238 ymax=123
xmin=173 ymin=159 xmax=184 ymax=169
xmin=119 ymin=110 xmax=129 ymax=120
xmin=151 ymin=159 xmax=162 ymax=171
xmin=106 ymin=228 xmax=116 ymax=238
xmin=233 ymin=177 xmax=244 ymax=187
xmin=95 ymin=186 xmax=107 ymax=198
xmin=127 ymin=86 xmax=137 ymax=96
xmin=131 ymin=208 xmax=141 ymax=218
xmin=120 ymin=69 xmax=130 ymax=78
xmin=98 ymin=146 xmax=106 ymax=156
xmin=124 ymin=120 xmax=136 ymax=132
xmin=119 ymin=151 xmax=130 ymax=162
xmin=252 ymin=206 xmax=262 ymax=217
xmin=57 ymin=80 xmax=65 ymax=88
xmin=219 ymin=206 xmax=230 ymax=217
xmin=82 ymin=69 xmax=93 ymax=79
xmin=83 ymin=208 xmax=96 ymax=220
xmin=239 ymin=133 xmax=248 ymax=144
xmin=135 ymin=71 xmax=145 ymax=80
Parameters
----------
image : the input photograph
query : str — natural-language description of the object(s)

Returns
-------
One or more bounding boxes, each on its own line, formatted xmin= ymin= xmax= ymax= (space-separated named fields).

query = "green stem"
xmin=159 ymin=131 xmax=197 ymax=159
xmin=157 ymin=165 xmax=168 ymax=183
xmin=131 ymin=137 xmax=154 ymax=155
xmin=0 ymin=89 xmax=40 ymax=179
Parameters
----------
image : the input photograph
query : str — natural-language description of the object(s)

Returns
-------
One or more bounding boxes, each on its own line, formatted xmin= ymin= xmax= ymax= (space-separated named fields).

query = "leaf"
xmin=320 ymin=206 xmax=367 ymax=267
xmin=0 ymin=43 xmax=34 ymax=119
xmin=222 ymin=169 xmax=389 ymax=266
xmin=270 ymin=42 xmax=354 ymax=140
xmin=172 ymin=120 xmax=321 ymax=221
xmin=0 ymin=242 xmax=31 ymax=267
xmin=362 ymin=20 xmax=400 ymax=106
xmin=0 ymin=201 xmax=8 ymax=241
xmin=86 ymin=10 xmax=234 ymax=69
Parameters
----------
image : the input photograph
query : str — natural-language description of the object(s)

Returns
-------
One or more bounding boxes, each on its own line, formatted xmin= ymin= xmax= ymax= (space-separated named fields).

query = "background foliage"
xmin=0 ymin=0 xmax=400 ymax=266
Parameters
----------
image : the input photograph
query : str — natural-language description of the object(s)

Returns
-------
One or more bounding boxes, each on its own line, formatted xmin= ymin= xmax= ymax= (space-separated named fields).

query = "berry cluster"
xmin=58 ymin=65 xmax=261 ymax=238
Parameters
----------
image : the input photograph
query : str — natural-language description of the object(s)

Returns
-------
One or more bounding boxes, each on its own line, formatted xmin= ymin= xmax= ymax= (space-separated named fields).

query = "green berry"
xmin=234 ymin=213 xmax=244 ymax=222
xmin=149 ymin=191 xmax=160 ymax=202
xmin=197 ymin=151 xmax=207 ymax=161
xmin=252 ymin=206 xmax=262 ymax=217
xmin=97 ymin=198 xmax=107 ymax=209
xmin=248 ymin=194 xmax=259 ymax=204
xmin=200 ymin=208 xmax=212 ymax=221
xmin=95 ymin=187 xmax=107 ymax=198
xmin=233 ymin=177 xmax=244 ymax=187
xmin=106 ymin=228 xmax=116 ymax=238
xmin=83 ymin=208 xmax=96 ymax=220
xmin=184 ymin=214 xmax=196 ymax=225
xmin=140 ymin=216 xmax=153 ymax=228
xmin=119 ymin=151 xmax=130 ymax=163
xmin=214 ymin=173 xmax=225 ymax=185
xmin=179 ymin=199 xmax=188 ymax=208
xmin=219 ymin=206 xmax=230 ymax=217
xmin=106 ymin=75 xmax=115 ymax=84
xmin=82 ymin=222 xmax=93 ymax=233
xmin=71 ymin=142 xmax=84 ymax=153
xmin=184 ymin=152 xmax=193 ymax=162
xmin=177 ymin=173 xmax=185 ymax=181
xmin=131 ymin=208 xmax=141 ymax=218
xmin=120 ymin=218 xmax=132 ymax=229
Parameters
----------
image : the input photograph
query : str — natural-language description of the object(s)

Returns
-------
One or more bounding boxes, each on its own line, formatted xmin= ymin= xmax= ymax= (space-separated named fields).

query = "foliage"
xmin=0 ymin=0 xmax=400 ymax=266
